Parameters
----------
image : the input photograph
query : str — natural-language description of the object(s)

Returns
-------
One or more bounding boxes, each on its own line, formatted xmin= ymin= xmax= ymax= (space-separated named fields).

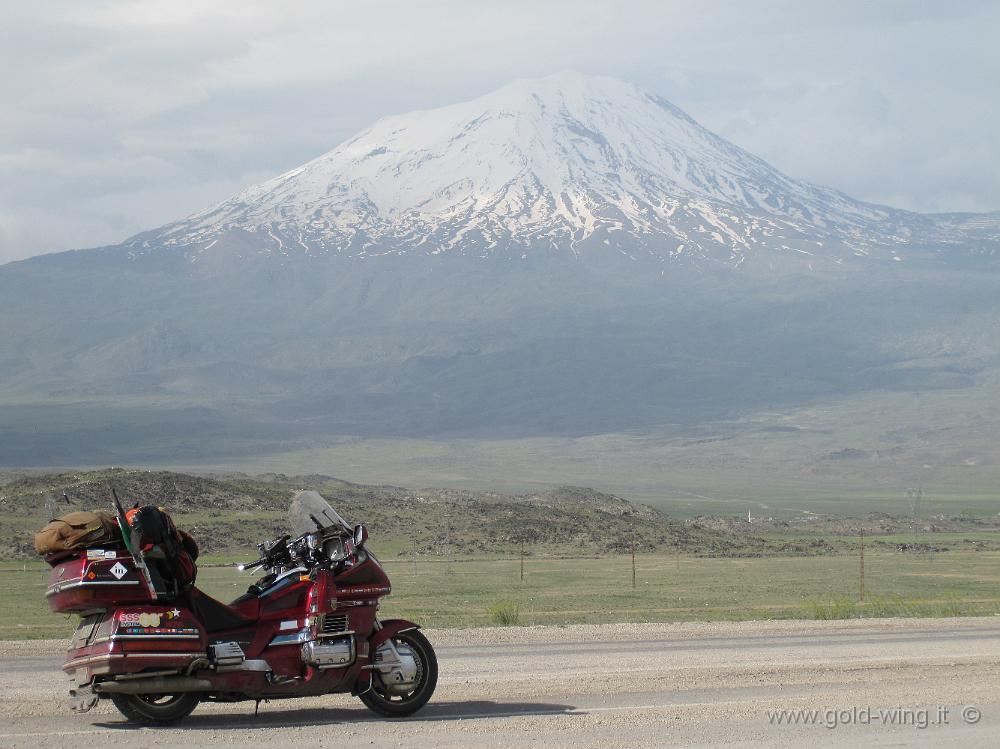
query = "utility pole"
xmin=519 ymin=540 xmax=525 ymax=582
xmin=411 ymin=540 xmax=417 ymax=578
xmin=859 ymin=527 xmax=865 ymax=603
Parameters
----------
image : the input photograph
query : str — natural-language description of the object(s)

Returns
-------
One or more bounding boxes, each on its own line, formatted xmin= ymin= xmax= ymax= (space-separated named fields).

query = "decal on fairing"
xmin=120 ymin=611 xmax=161 ymax=627
xmin=109 ymin=561 xmax=128 ymax=579
xmin=118 ymin=609 xmax=197 ymax=636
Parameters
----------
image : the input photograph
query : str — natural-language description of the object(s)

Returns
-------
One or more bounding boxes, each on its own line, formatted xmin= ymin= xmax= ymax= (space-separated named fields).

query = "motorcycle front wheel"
xmin=110 ymin=692 xmax=200 ymax=725
xmin=359 ymin=629 xmax=438 ymax=717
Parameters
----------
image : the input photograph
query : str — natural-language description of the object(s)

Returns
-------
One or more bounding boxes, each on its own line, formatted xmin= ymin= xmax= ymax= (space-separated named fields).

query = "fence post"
xmin=859 ymin=527 xmax=865 ymax=603
xmin=631 ymin=544 xmax=636 ymax=589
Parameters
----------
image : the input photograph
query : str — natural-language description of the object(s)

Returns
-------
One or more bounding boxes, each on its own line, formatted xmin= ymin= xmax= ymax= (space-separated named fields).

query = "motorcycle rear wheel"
xmin=110 ymin=692 xmax=200 ymax=725
xmin=359 ymin=629 xmax=438 ymax=717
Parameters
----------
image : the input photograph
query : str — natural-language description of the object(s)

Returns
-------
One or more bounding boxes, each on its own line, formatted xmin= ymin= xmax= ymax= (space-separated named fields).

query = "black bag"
xmin=126 ymin=505 xmax=198 ymax=596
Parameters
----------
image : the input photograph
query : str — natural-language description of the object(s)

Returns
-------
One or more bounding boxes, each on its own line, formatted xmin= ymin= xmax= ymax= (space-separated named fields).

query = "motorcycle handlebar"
xmin=239 ymin=529 xmax=354 ymax=575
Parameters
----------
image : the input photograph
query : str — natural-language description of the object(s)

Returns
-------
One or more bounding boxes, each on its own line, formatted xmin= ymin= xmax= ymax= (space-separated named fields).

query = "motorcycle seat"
xmin=187 ymin=587 xmax=256 ymax=633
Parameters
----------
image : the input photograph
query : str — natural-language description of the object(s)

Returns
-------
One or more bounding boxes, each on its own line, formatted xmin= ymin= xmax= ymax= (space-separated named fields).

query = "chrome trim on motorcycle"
xmin=370 ymin=638 xmax=419 ymax=693
xmin=302 ymin=636 xmax=356 ymax=669
xmin=47 ymin=579 xmax=140 ymax=596
xmin=209 ymin=641 xmax=246 ymax=667
xmin=267 ymin=627 xmax=313 ymax=646
xmin=62 ymin=651 xmax=207 ymax=671
xmin=95 ymin=676 xmax=213 ymax=694
xmin=319 ymin=613 xmax=349 ymax=636
xmin=92 ymin=633 xmax=201 ymax=644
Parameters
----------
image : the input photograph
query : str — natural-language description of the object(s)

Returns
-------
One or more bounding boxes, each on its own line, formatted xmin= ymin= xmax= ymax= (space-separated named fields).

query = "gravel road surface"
xmin=0 ymin=618 xmax=997 ymax=748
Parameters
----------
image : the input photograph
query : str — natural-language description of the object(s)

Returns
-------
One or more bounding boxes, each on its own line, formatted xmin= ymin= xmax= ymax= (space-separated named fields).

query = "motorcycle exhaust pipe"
xmin=95 ymin=676 xmax=213 ymax=694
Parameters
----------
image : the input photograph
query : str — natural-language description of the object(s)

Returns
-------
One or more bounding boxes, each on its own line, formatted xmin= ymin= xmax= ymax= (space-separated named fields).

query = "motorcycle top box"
xmin=47 ymin=551 xmax=152 ymax=613
xmin=42 ymin=489 xmax=437 ymax=726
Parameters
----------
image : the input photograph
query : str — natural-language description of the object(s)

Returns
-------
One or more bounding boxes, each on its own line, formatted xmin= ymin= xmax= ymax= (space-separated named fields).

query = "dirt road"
xmin=1 ymin=618 xmax=997 ymax=747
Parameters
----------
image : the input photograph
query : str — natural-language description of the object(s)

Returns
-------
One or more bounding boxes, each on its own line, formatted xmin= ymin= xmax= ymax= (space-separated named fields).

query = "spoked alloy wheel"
xmin=110 ymin=692 xmax=200 ymax=725
xmin=359 ymin=629 xmax=438 ymax=717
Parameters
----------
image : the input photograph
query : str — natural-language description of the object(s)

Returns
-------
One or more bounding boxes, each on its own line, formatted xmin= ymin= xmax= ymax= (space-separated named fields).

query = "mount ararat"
xmin=1 ymin=72 xmax=998 ymax=493
xmin=136 ymin=72 xmax=998 ymax=268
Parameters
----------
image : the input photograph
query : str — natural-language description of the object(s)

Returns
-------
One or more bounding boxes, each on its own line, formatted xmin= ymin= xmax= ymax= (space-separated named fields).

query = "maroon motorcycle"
xmin=44 ymin=490 xmax=437 ymax=725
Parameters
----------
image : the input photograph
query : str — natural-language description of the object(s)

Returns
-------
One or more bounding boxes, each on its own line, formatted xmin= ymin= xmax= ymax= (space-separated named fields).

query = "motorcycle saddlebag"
xmin=64 ymin=605 xmax=206 ymax=686
xmin=34 ymin=510 xmax=121 ymax=556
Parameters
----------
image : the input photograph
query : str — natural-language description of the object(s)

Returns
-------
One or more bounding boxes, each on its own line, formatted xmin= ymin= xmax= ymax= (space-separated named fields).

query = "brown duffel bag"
xmin=34 ymin=509 xmax=121 ymax=555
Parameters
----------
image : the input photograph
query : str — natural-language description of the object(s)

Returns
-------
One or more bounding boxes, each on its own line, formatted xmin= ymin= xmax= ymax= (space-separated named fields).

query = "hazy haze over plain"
xmin=1 ymin=0 xmax=998 ymax=265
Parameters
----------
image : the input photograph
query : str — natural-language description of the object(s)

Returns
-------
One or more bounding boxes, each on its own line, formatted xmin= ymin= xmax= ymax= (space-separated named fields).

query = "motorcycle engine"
xmin=301 ymin=636 xmax=355 ymax=669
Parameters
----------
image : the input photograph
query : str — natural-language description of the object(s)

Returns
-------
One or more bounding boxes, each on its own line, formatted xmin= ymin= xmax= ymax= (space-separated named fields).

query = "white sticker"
xmin=104 ymin=550 xmax=117 ymax=559
xmin=87 ymin=549 xmax=105 ymax=559
xmin=280 ymin=619 xmax=298 ymax=631
xmin=109 ymin=561 xmax=128 ymax=580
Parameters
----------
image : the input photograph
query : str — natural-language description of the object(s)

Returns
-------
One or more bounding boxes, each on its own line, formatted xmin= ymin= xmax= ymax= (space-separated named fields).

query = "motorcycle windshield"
xmin=288 ymin=490 xmax=353 ymax=537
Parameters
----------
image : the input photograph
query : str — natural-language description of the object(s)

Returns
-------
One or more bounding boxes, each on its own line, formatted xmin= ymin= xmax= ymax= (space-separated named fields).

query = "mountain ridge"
xmin=116 ymin=71 xmax=997 ymax=270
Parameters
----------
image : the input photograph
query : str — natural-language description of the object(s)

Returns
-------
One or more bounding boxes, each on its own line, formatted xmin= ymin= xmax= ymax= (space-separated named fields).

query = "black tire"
xmin=110 ymin=692 xmax=200 ymax=725
xmin=359 ymin=629 xmax=437 ymax=717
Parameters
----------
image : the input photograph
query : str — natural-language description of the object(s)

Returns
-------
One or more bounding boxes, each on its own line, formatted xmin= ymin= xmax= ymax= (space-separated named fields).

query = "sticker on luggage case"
xmin=119 ymin=611 xmax=162 ymax=627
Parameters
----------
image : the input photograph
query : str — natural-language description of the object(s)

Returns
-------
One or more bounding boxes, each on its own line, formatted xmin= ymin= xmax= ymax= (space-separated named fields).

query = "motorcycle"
xmin=43 ymin=490 xmax=437 ymax=725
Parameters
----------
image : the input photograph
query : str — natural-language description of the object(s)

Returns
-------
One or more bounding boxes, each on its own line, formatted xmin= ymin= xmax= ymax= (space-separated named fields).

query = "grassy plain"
xmin=4 ymin=469 xmax=998 ymax=641
xmin=167 ymin=401 xmax=1000 ymax=520
xmin=5 ymin=548 xmax=999 ymax=641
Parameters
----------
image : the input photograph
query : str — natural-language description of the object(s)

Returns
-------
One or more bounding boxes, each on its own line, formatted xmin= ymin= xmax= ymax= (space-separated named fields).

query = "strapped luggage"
xmin=124 ymin=505 xmax=198 ymax=597
xmin=34 ymin=510 xmax=121 ymax=556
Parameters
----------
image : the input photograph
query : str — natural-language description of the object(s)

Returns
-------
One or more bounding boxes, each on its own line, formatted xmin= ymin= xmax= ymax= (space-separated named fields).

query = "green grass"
xmin=804 ymin=597 xmax=859 ymax=619
xmin=6 ymin=549 xmax=1000 ymax=640
xmin=486 ymin=600 xmax=522 ymax=626
xmin=803 ymin=594 xmax=976 ymax=620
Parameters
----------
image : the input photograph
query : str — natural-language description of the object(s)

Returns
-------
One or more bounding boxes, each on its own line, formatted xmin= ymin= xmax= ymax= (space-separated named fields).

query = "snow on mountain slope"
xmin=136 ymin=71 xmax=995 ymax=266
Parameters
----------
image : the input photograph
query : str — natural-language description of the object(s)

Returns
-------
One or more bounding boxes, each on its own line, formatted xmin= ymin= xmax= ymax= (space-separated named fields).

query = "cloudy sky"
xmin=1 ymin=0 xmax=997 ymax=264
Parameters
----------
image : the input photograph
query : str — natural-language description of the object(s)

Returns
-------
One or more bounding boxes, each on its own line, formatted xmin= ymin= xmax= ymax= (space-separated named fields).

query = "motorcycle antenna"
xmin=110 ymin=486 xmax=158 ymax=601
xmin=110 ymin=487 xmax=133 ymax=554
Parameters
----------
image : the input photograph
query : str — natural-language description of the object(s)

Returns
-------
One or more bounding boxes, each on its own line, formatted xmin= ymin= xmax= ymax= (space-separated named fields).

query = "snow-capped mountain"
xmin=137 ymin=71 xmax=997 ymax=267
xmin=5 ymin=74 xmax=1000 ymax=465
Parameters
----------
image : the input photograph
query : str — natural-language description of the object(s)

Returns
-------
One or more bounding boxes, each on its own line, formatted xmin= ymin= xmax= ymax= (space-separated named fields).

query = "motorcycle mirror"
xmin=353 ymin=523 xmax=368 ymax=548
